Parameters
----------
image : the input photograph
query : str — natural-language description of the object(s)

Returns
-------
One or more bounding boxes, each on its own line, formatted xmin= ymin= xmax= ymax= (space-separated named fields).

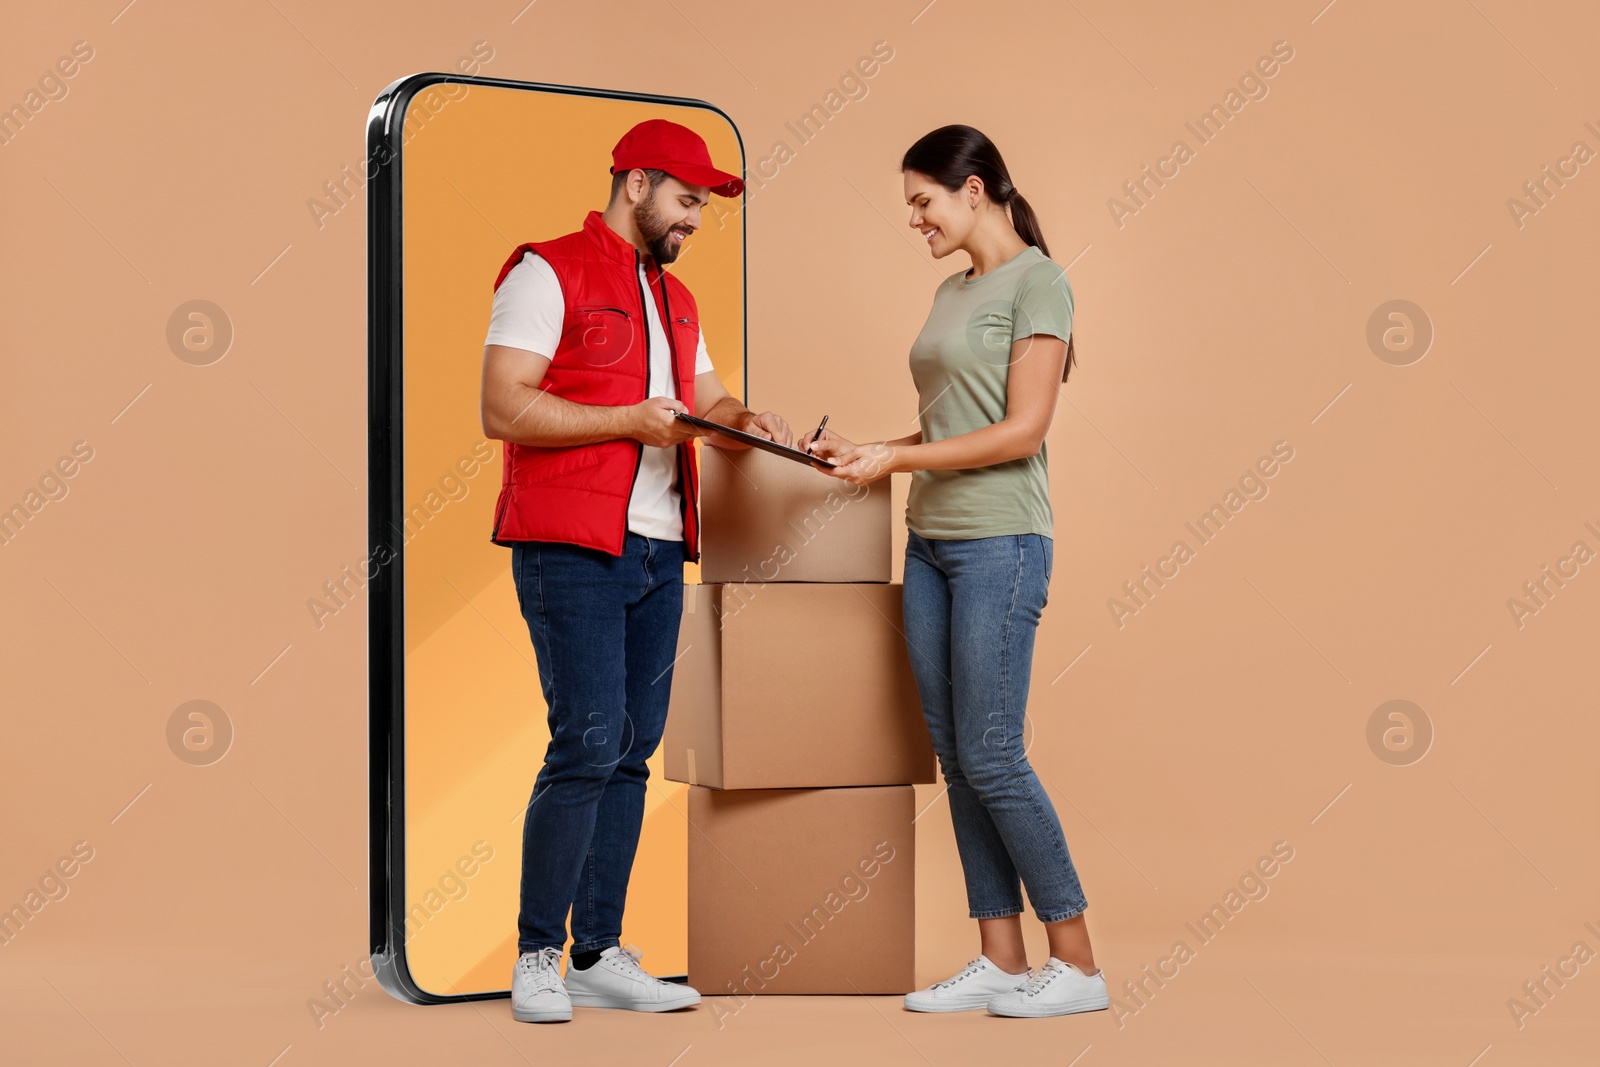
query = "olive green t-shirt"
xmin=906 ymin=245 xmax=1073 ymax=540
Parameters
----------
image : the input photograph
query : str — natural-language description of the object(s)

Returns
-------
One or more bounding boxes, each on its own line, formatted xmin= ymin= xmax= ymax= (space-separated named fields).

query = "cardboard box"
xmin=663 ymin=582 xmax=936 ymax=789
xmin=687 ymin=785 xmax=915 ymax=995
xmin=697 ymin=443 xmax=891 ymax=583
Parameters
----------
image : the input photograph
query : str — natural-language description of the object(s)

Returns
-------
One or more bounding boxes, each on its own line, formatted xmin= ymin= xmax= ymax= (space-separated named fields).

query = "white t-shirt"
xmin=486 ymin=251 xmax=713 ymax=542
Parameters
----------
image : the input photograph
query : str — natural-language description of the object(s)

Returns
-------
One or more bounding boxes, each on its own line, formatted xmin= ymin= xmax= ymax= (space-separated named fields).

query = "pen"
xmin=807 ymin=414 xmax=829 ymax=454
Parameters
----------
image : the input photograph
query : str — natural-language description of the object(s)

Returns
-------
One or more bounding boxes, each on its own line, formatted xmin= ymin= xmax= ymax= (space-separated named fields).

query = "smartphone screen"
xmin=367 ymin=73 xmax=745 ymax=1002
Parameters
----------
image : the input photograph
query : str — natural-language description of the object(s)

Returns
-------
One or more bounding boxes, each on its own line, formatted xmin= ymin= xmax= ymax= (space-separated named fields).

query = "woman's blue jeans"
xmin=903 ymin=530 xmax=1088 ymax=923
xmin=510 ymin=533 xmax=683 ymax=954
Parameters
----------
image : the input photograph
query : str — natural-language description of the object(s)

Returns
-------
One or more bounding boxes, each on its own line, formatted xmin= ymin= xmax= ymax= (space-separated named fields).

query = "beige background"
xmin=3 ymin=0 xmax=1598 ymax=1064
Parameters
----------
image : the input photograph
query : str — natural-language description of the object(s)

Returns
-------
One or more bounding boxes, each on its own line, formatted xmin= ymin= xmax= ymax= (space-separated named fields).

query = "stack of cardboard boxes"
xmin=662 ymin=445 xmax=937 ymax=995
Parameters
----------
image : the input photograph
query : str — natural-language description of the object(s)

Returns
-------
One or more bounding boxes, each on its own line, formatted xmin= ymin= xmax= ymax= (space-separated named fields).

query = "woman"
xmin=801 ymin=125 xmax=1105 ymax=1019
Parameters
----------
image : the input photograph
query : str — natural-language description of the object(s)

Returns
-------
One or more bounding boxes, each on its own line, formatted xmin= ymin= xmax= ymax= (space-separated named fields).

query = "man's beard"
xmin=634 ymin=195 xmax=690 ymax=264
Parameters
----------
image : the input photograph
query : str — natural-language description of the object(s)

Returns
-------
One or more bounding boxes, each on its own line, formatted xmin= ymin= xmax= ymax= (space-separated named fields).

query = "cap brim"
xmin=665 ymin=163 xmax=744 ymax=198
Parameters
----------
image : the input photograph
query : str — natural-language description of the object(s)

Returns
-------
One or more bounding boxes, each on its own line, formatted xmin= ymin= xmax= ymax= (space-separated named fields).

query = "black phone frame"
xmin=367 ymin=71 xmax=746 ymax=1005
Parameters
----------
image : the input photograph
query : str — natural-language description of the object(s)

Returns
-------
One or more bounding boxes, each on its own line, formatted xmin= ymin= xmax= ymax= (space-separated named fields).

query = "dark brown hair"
xmin=902 ymin=125 xmax=1076 ymax=382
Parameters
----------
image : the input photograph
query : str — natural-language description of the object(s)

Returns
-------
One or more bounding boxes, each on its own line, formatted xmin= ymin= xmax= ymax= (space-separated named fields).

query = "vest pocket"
xmin=567 ymin=305 xmax=635 ymax=368
xmin=519 ymin=445 xmax=603 ymax=486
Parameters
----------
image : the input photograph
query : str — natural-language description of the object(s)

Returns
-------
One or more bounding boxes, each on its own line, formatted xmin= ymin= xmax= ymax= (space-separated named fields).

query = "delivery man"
xmin=480 ymin=119 xmax=794 ymax=1023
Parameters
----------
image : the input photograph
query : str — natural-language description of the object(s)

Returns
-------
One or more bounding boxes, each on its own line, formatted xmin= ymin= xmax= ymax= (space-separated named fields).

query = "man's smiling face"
xmin=633 ymin=174 xmax=709 ymax=265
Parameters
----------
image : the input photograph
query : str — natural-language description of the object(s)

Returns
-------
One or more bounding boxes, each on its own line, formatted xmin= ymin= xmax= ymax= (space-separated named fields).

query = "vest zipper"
xmin=624 ymin=250 xmax=650 ymax=546
xmin=491 ymin=477 xmax=509 ymax=541
xmin=658 ymin=265 xmax=697 ymax=557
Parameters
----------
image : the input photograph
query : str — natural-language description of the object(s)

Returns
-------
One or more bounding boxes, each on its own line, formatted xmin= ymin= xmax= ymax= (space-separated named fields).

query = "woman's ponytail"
xmin=903 ymin=126 xmax=1077 ymax=382
xmin=1004 ymin=189 xmax=1047 ymax=257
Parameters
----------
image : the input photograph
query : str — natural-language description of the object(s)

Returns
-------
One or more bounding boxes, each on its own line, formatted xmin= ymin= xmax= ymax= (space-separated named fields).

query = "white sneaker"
xmin=563 ymin=945 xmax=701 ymax=1012
xmin=986 ymin=957 xmax=1109 ymax=1018
xmin=511 ymin=947 xmax=571 ymax=1023
xmin=903 ymin=955 xmax=1032 ymax=1012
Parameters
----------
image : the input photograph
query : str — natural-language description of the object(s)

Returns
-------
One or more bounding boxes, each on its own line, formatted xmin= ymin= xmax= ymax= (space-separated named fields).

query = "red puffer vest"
xmin=488 ymin=210 xmax=700 ymax=561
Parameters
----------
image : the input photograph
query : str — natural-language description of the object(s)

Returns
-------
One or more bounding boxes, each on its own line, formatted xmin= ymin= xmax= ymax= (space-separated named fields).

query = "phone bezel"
xmin=366 ymin=71 xmax=747 ymax=1005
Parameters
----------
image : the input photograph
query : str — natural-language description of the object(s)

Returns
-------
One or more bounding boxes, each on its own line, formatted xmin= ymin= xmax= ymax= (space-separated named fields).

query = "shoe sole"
xmin=904 ymin=993 xmax=1010 ymax=1013
xmin=511 ymin=1006 xmax=572 ymax=1023
xmin=567 ymin=991 xmax=701 ymax=1012
xmin=987 ymin=997 xmax=1110 ymax=1018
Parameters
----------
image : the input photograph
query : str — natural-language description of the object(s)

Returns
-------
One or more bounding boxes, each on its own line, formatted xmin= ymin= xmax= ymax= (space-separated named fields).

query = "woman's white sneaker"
xmin=904 ymin=955 xmax=1032 ymax=1012
xmin=986 ymin=957 xmax=1109 ymax=1018
xmin=563 ymin=945 xmax=701 ymax=1012
xmin=511 ymin=947 xmax=571 ymax=1023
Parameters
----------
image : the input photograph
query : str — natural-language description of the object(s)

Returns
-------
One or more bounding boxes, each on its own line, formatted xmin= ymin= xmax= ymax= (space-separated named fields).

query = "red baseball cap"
xmin=610 ymin=119 xmax=744 ymax=198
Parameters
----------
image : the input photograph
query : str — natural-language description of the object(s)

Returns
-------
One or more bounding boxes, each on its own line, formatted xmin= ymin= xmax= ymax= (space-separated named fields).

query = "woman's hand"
xmin=795 ymin=426 xmax=854 ymax=455
xmin=809 ymin=434 xmax=900 ymax=485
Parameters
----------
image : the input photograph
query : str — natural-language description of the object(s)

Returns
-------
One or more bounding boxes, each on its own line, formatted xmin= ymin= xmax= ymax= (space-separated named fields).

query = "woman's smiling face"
xmin=905 ymin=169 xmax=974 ymax=259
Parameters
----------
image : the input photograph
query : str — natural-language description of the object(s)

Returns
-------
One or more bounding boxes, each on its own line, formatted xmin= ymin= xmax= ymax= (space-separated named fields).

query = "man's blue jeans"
xmin=902 ymin=530 xmax=1088 ymax=924
xmin=510 ymin=532 xmax=684 ymax=954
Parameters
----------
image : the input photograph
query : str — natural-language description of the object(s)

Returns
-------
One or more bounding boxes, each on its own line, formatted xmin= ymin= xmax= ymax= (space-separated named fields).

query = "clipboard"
xmin=674 ymin=411 xmax=837 ymax=468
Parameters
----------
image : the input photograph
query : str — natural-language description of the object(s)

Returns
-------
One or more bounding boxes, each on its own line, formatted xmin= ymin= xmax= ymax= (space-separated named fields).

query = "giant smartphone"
xmin=366 ymin=72 xmax=745 ymax=1003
